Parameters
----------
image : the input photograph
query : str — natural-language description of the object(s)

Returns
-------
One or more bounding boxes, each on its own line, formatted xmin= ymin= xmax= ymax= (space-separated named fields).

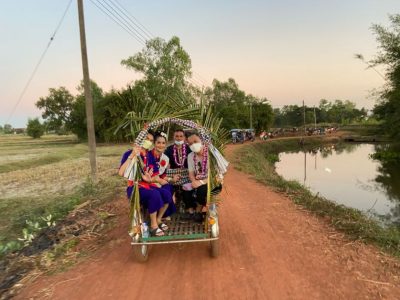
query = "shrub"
xmin=26 ymin=118 xmax=45 ymax=139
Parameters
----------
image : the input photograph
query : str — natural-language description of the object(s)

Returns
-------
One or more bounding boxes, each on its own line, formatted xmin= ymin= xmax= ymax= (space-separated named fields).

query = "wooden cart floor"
xmin=141 ymin=214 xmax=209 ymax=242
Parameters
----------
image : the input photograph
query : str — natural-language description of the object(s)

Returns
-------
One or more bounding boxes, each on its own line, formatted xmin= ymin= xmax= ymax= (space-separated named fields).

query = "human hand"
xmin=191 ymin=180 xmax=202 ymax=189
xmin=142 ymin=168 xmax=153 ymax=182
xmin=131 ymin=146 xmax=141 ymax=156
xmin=172 ymin=174 xmax=181 ymax=183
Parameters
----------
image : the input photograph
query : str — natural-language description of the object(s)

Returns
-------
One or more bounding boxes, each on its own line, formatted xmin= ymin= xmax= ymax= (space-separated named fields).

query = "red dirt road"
xmin=17 ymin=144 xmax=400 ymax=299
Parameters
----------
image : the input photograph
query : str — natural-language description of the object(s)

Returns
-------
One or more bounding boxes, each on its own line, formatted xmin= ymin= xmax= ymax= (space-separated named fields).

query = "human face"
xmin=146 ymin=133 xmax=154 ymax=142
xmin=142 ymin=133 xmax=154 ymax=150
xmin=187 ymin=135 xmax=203 ymax=153
xmin=155 ymin=136 xmax=167 ymax=153
xmin=174 ymin=131 xmax=185 ymax=145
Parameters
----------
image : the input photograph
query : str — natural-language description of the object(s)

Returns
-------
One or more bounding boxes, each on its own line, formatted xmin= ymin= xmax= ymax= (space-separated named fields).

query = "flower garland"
xmin=193 ymin=145 xmax=208 ymax=179
xmin=134 ymin=117 xmax=211 ymax=147
xmin=173 ymin=144 xmax=187 ymax=168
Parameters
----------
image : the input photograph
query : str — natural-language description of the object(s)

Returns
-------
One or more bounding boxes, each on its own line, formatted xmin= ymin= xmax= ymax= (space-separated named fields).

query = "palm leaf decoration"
xmin=114 ymin=86 xmax=200 ymax=139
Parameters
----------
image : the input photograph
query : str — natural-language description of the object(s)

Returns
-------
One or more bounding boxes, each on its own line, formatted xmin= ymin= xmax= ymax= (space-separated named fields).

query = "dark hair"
xmin=147 ymin=130 xmax=155 ymax=138
xmin=174 ymin=129 xmax=185 ymax=134
xmin=186 ymin=131 xmax=200 ymax=139
xmin=154 ymin=131 xmax=167 ymax=142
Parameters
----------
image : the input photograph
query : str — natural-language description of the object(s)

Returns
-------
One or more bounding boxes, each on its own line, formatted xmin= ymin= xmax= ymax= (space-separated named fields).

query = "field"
xmin=0 ymin=134 xmax=128 ymax=251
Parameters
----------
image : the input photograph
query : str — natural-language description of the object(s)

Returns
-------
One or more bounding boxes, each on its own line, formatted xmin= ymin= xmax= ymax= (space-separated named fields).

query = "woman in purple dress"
xmin=119 ymin=132 xmax=172 ymax=237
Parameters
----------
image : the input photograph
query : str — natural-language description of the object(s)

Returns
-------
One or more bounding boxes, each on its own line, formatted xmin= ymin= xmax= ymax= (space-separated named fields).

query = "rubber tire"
xmin=132 ymin=244 xmax=149 ymax=262
xmin=210 ymin=240 xmax=219 ymax=258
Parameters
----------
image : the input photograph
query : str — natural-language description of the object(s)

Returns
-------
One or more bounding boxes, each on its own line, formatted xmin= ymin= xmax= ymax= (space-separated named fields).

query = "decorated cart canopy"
xmin=121 ymin=117 xmax=228 ymax=260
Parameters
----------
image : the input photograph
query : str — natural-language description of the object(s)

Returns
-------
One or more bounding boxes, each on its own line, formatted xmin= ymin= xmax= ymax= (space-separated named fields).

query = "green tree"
xmin=68 ymin=80 xmax=104 ymax=140
xmin=3 ymin=124 xmax=13 ymax=134
xmin=26 ymin=118 xmax=44 ymax=139
xmin=204 ymin=78 xmax=248 ymax=129
xmin=251 ymin=98 xmax=274 ymax=132
xmin=36 ymin=87 xmax=74 ymax=133
xmin=359 ymin=15 xmax=400 ymax=140
xmin=121 ymin=36 xmax=195 ymax=108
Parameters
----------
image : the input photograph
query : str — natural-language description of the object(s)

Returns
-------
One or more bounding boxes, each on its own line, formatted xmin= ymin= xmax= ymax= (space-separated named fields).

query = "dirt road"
xmin=17 ymin=144 xmax=400 ymax=299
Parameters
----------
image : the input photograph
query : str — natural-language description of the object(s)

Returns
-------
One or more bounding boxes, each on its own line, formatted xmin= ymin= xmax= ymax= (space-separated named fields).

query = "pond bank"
xmin=233 ymin=136 xmax=400 ymax=257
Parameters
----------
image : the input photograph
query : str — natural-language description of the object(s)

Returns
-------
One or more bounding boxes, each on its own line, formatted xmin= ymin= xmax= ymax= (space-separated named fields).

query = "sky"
xmin=1 ymin=0 xmax=399 ymax=128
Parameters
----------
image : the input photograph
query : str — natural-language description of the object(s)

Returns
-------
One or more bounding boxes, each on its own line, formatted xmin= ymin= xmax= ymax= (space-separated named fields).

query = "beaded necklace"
xmin=173 ymin=144 xmax=187 ymax=168
xmin=193 ymin=145 xmax=208 ymax=179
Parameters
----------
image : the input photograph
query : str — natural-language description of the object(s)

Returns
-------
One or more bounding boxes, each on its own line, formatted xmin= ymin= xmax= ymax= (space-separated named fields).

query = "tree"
xmin=360 ymin=15 xmax=400 ymax=140
xmin=3 ymin=124 xmax=13 ymax=134
xmin=251 ymin=98 xmax=274 ymax=132
xmin=121 ymin=36 xmax=195 ymax=108
xmin=36 ymin=87 xmax=74 ymax=133
xmin=68 ymin=80 xmax=104 ymax=140
xmin=26 ymin=118 xmax=44 ymax=138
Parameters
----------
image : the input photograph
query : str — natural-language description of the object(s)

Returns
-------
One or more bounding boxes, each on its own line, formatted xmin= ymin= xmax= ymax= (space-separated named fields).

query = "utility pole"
xmin=303 ymin=100 xmax=306 ymax=135
xmin=77 ymin=0 xmax=97 ymax=180
xmin=314 ymin=105 xmax=317 ymax=130
xmin=250 ymin=102 xmax=253 ymax=129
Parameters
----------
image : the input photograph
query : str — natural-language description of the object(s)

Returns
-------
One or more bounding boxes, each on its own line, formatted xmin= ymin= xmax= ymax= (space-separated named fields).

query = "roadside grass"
xmin=234 ymin=137 xmax=400 ymax=257
xmin=0 ymin=135 xmax=129 ymax=255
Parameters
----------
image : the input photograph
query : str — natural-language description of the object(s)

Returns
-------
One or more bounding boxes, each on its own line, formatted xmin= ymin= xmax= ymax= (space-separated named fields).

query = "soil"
xmin=15 ymin=142 xmax=400 ymax=300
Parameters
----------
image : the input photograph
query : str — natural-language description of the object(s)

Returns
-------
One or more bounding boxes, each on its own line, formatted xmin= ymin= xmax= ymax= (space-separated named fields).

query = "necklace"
xmin=193 ymin=145 xmax=208 ymax=179
xmin=173 ymin=144 xmax=187 ymax=168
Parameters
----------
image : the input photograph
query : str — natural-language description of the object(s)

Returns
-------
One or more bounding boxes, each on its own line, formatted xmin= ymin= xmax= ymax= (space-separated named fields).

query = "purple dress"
xmin=120 ymin=150 xmax=175 ymax=216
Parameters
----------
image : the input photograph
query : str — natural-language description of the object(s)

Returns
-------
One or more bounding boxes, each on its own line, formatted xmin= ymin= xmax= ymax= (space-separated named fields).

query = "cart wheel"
xmin=210 ymin=240 xmax=219 ymax=258
xmin=132 ymin=244 xmax=149 ymax=262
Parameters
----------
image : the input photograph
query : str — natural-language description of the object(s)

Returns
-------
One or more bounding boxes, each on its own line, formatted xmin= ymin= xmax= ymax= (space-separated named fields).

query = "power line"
xmin=109 ymin=0 xmax=153 ymax=40
xmin=103 ymin=0 xmax=205 ymax=88
xmin=5 ymin=0 xmax=73 ymax=125
xmin=101 ymin=0 xmax=149 ymax=43
xmin=91 ymin=0 xmax=209 ymax=89
xmin=89 ymin=0 xmax=146 ymax=45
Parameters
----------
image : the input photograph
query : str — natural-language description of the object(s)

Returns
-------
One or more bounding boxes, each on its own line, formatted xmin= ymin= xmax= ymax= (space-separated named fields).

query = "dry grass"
xmin=0 ymin=134 xmax=129 ymax=245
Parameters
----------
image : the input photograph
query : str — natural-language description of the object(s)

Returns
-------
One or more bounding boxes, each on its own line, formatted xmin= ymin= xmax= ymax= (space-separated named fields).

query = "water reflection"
xmin=373 ymin=144 xmax=400 ymax=225
xmin=276 ymin=143 xmax=400 ymax=226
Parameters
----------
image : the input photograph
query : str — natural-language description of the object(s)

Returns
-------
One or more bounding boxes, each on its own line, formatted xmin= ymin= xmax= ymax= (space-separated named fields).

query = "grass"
xmin=234 ymin=137 xmax=400 ymax=257
xmin=0 ymin=134 xmax=128 ymax=253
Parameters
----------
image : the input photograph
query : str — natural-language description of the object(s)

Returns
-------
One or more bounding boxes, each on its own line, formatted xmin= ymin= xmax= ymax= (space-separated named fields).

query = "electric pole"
xmin=314 ymin=105 xmax=317 ymax=130
xmin=77 ymin=0 xmax=97 ymax=180
xmin=250 ymin=102 xmax=253 ymax=129
xmin=303 ymin=100 xmax=306 ymax=135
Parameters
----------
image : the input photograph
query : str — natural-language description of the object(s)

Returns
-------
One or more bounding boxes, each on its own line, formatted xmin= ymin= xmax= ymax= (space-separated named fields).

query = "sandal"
xmin=158 ymin=222 xmax=169 ymax=231
xmin=150 ymin=227 xmax=165 ymax=237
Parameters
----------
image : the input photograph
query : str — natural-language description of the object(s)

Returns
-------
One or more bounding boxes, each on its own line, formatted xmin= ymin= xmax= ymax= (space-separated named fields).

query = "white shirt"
xmin=187 ymin=152 xmax=209 ymax=179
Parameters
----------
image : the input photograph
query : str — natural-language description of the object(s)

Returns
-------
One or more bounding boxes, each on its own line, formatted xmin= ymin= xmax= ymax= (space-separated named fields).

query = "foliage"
xmin=26 ymin=118 xmax=45 ymax=139
xmin=121 ymin=36 xmax=196 ymax=108
xmin=68 ymin=80 xmax=104 ymax=140
xmin=35 ymin=36 xmax=272 ymax=141
xmin=3 ymin=124 xmax=13 ymax=134
xmin=204 ymin=78 xmax=274 ymax=132
xmin=36 ymin=87 xmax=74 ymax=133
xmin=358 ymin=15 xmax=400 ymax=142
xmin=273 ymin=99 xmax=367 ymax=127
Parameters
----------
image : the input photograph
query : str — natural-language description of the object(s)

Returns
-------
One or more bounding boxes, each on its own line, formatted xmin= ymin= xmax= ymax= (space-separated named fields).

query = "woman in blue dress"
xmin=119 ymin=132 xmax=174 ymax=237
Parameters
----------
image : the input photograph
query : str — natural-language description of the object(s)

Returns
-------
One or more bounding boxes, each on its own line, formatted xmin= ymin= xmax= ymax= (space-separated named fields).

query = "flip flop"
xmin=150 ymin=227 xmax=165 ymax=237
xmin=158 ymin=222 xmax=169 ymax=231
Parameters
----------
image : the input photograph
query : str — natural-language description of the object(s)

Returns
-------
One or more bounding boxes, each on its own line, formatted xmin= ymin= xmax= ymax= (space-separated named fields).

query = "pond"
xmin=275 ymin=143 xmax=400 ymax=226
